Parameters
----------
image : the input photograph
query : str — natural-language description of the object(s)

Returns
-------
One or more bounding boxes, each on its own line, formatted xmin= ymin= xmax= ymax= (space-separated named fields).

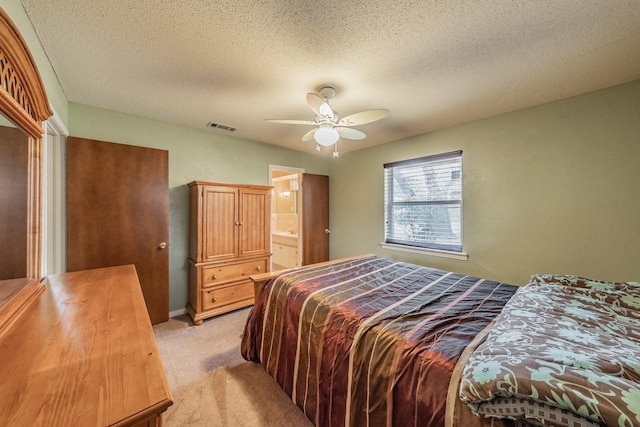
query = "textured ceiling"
xmin=20 ymin=0 xmax=640 ymax=156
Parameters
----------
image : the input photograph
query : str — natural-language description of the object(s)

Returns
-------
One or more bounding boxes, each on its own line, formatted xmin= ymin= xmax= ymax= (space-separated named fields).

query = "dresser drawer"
xmin=202 ymin=282 xmax=254 ymax=311
xmin=202 ymin=259 xmax=267 ymax=286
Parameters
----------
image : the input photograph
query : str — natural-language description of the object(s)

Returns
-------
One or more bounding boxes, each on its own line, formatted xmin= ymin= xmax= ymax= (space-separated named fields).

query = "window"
xmin=383 ymin=151 xmax=463 ymax=254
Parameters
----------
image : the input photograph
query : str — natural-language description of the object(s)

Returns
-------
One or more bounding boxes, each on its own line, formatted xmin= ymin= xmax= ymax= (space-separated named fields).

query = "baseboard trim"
xmin=169 ymin=308 xmax=187 ymax=318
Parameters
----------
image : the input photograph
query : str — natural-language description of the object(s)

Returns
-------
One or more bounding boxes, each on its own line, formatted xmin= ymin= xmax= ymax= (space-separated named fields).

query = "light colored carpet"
xmin=153 ymin=309 xmax=313 ymax=427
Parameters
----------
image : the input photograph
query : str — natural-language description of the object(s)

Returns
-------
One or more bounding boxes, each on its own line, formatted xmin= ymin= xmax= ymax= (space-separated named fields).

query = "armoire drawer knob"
xmin=211 ymin=296 xmax=217 ymax=303
xmin=212 ymin=274 xmax=218 ymax=280
xmin=256 ymin=266 xmax=262 ymax=271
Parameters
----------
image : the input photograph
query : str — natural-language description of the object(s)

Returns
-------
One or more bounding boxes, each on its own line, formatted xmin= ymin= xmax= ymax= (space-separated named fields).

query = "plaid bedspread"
xmin=241 ymin=256 xmax=517 ymax=427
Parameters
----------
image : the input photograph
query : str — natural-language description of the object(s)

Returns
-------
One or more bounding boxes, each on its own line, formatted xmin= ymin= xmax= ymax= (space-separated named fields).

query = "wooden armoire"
xmin=187 ymin=181 xmax=272 ymax=325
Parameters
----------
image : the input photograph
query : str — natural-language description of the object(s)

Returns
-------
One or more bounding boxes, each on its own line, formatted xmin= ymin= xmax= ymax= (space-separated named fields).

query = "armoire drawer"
xmin=202 ymin=259 xmax=267 ymax=286
xmin=202 ymin=282 xmax=254 ymax=311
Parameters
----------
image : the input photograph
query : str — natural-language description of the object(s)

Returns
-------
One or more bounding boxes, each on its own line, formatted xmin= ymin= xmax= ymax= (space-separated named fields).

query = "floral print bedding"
xmin=459 ymin=274 xmax=640 ymax=427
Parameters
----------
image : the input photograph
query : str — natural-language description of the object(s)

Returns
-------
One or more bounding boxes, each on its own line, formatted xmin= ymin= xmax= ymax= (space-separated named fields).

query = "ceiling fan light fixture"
xmin=267 ymin=86 xmax=389 ymax=154
xmin=319 ymin=102 xmax=333 ymax=117
xmin=314 ymin=127 xmax=339 ymax=146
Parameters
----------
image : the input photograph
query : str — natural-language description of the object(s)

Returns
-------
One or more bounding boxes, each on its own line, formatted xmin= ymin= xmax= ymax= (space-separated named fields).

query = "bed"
xmin=241 ymin=255 xmax=640 ymax=427
xmin=459 ymin=273 xmax=640 ymax=427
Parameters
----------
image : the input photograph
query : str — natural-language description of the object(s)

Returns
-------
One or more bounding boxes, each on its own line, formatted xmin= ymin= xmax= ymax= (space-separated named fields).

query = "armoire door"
xmin=201 ymin=185 xmax=239 ymax=262
xmin=239 ymin=188 xmax=271 ymax=258
xmin=66 ymin=137 xmax=169 ymax=324
xmin=301 ymin=173 xmax=329 ymax=265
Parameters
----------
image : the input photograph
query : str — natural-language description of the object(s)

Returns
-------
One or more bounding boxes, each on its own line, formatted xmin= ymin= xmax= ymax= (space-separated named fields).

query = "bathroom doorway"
xmin=270 ymin=166 xmax=303 ymax=270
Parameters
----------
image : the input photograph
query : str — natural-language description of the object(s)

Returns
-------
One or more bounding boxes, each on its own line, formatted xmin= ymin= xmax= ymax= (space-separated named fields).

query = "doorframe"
xmin=269 ymin=164 xmax=304 ymax=268
xmin=42 ymin=106 xmax=68 ymax=276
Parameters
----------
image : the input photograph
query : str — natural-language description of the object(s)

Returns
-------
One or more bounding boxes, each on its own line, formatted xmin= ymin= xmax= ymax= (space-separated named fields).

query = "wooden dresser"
xmin=187 ymin=181 xmax=272 ymax=325
xmin=0 ymin=265 xmax=172 ymax=426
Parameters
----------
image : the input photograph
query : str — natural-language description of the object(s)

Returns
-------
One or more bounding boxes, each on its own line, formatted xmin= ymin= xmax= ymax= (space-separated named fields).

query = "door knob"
xmin=325 ymin=229 xmax=330 ymax=234
xmin=158 ymin=242 xmax=167 ymax=249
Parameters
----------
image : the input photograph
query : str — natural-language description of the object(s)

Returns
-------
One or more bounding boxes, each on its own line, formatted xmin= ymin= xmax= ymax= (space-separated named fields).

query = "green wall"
xmin=329 ymin=80 xmax=640 ymax=286
xmin=3 ymin=0 xmax=639 ymax=312
xmin=69 ymin=103 xmax=329 ymax=311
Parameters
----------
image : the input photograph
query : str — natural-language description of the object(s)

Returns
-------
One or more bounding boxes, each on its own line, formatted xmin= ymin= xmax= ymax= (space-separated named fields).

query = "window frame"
xmin=381 ymin=150 xmax=468 ymax=260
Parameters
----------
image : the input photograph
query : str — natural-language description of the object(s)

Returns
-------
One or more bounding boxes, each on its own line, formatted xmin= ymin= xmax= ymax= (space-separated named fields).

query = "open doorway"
xmin=270 ymin=165 xmax=303 ymax=270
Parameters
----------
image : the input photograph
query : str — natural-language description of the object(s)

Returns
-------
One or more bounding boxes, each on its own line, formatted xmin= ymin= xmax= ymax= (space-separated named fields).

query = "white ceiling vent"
xmin=206 ymin=121 xmax=237 ymax=132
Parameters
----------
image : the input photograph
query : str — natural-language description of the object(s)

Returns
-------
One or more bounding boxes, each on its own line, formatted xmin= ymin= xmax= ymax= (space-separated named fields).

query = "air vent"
xmin=206 ymin=121 xmax=237 ymax=132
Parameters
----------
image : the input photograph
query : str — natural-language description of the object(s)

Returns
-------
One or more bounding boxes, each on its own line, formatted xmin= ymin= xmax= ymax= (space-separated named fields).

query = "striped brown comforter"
xmin=241 ymin=256 xmax=517 ymax=427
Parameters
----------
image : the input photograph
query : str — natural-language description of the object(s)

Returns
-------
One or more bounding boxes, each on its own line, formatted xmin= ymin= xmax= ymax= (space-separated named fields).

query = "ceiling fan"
xmin=265 ymin=86 xmax=389 ymax=156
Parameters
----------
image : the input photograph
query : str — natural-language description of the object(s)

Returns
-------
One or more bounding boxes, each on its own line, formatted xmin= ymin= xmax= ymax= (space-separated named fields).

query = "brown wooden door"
xmin=66 ymin=137 xmax=169 ymax=324
xmin=301 ymin=173 xmax=329 ymax=265
xmin=239 ymin=188 xmax=271 ymax=258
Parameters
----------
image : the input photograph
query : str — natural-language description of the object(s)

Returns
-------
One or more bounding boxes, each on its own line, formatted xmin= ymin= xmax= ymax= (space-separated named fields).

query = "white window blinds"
xmin=384 ymin=151 xmax=463 ymax=252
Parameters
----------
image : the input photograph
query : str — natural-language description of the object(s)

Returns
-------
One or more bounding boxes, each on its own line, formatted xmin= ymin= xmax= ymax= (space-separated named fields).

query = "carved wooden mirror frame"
xmin=0 ymin=7 xmax=52 ymax=335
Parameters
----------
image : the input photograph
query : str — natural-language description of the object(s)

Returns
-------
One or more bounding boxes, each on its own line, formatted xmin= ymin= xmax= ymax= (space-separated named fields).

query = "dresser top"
xmin=0 ymin=265 xmax=172 ymax=426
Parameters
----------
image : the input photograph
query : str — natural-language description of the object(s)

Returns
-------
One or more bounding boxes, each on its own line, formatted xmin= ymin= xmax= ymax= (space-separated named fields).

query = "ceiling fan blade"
xmin=302 ymin=129 xmax=316 ymax=142
xmin=306 ymin=93 xmax=333 ymax=118
xmin=338 ymin=109 xmax=389 ymax=126
xmin=265 ymin=119 xmax=317 ymax=125
xmin=336 ymin=127 xmax=366 ymax=140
